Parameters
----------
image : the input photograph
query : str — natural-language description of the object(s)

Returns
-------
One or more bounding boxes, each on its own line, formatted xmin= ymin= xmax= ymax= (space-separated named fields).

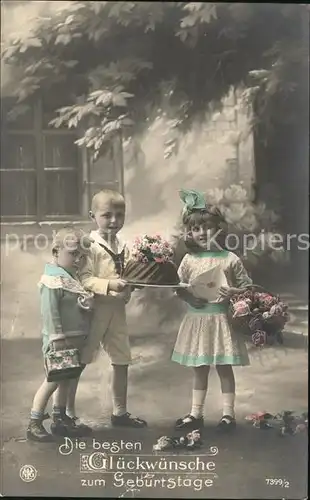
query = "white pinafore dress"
xmin=171 ymin=250 xmax=252 ymax=367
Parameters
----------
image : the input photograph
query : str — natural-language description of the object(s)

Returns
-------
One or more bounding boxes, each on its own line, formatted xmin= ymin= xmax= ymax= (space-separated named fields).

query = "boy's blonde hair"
xmin=52 ymin=226 xmax=93 ymax=254
xmin=91 ymin=189 xmax=125 ymax=212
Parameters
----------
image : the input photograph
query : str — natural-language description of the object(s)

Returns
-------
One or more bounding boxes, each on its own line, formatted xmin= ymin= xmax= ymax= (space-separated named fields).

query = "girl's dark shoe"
xmin=111 ymin=412 xmax=147 ymax=428
xmin=27 ymin=416 xmax=54 ymax=443
xmin=216 ymin=415 xmax=237 ymax=432
xmin=175 ymin=414 xmax=204 ymax=431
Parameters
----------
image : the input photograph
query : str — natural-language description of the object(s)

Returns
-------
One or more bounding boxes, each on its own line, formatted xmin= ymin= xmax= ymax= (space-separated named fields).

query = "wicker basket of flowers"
xmin=228 ymin=285 xmax=290 ymax=347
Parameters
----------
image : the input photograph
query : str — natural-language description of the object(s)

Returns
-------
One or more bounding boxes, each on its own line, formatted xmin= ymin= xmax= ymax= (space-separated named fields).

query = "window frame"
xmin=0 ymin=99 xmax=84 ymax=222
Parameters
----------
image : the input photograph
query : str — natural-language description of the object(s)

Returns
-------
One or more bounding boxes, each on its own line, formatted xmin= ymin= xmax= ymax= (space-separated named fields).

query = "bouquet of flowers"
xmin=245 ymin=410 xmax=308 ymax=436
xmin=229 ymin=285 xmax=289 ymax=347
xmin=131 ymin=235 xmax=174 ymax=263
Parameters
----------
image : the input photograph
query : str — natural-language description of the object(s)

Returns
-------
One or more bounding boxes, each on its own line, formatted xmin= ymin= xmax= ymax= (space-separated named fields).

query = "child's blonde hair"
xmin=52 ymin=226 xmax=93 ymax=254
xmin=91 ymin=189 xmax=125 ymax=212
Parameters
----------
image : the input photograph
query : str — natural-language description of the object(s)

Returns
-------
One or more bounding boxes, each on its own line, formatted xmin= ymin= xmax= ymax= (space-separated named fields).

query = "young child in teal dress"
xmin=172 ymin=189 xmax=252 ymax=432
xmin=27 ymin=227 xmax=94 ymax=442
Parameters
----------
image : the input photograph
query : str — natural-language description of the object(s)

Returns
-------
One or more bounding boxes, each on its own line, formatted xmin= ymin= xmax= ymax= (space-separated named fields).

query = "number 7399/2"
xmin=266 ymin=478 xmax=290 ymax=488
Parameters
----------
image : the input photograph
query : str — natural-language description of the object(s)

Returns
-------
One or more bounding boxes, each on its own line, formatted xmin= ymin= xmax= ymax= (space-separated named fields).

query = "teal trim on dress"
xmin=44 ymin=263 xmax=75 ymax=279
xmin=187 ymin=303 xmax=227 ymax=314
xmin=194 ymin=251 xmax=229 ymax=258
xmin=171 ymin=351 xmax=247 ymax=366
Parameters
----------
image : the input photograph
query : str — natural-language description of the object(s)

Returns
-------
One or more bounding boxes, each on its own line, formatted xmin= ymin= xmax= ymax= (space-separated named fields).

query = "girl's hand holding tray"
xmin=175 ymin=286 xmax=208 ymax=309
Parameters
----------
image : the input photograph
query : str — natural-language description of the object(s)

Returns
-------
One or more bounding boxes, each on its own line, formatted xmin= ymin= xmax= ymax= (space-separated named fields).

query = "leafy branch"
xmin=50 ymin=87 xmax=134 ymax=160
xmin=2 ymin=2 xmax=307 ymax=158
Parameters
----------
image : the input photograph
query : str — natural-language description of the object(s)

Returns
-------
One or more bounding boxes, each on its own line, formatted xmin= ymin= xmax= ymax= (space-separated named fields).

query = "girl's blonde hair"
xmin=52 ymin=226 xmax=93 ymax=254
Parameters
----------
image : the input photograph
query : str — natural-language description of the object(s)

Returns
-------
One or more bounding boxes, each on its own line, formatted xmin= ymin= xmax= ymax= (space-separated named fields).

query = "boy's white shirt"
xmin=89 ymin=229 xmax=126 ymax=254
xmin=80 ymin=230 xmax=130 ymax=364
xmin=79 ymin=230 xmax=129 ymax=296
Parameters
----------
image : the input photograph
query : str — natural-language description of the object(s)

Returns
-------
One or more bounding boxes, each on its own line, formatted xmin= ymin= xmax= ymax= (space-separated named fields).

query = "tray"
xmin=125 ymin=282 xmax=190 ymax=289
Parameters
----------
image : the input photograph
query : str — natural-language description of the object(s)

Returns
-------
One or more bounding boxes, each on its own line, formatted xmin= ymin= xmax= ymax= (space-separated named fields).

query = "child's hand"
xmin=219 ymin=286 xmax=241 ymax=298
xmin=108 ymin=279 xmax=128 ymax=293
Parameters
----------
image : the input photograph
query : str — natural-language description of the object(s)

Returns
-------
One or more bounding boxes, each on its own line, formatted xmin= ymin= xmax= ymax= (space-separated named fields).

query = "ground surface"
xmin=0 ymin=245 xmax=308 ymax=498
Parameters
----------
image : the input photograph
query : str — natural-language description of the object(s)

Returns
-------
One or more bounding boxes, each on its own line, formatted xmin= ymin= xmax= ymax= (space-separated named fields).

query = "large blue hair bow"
xmin=179 ymin=188 xmax=206 ymax=212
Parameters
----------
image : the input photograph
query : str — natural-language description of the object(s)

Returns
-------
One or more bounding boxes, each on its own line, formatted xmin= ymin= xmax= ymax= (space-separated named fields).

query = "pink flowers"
xmin=252 ymin=330 xmax=266 ymax=347
xmin=230 ymin=289 xmax=289 ymax=347
xmin=232 ymin=299 xmax=251 ymax=318
xmin=131 ymin=235 xmax=174 ymax=263
xmin=154 ymin=257 xmax=166 ymax=263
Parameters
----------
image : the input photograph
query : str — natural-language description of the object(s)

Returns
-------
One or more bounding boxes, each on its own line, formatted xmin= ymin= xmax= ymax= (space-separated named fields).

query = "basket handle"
xmin=48 ymin=338 xmax=68 ymax=351
xmin=244 ymin=284 xmax=277 ymax=297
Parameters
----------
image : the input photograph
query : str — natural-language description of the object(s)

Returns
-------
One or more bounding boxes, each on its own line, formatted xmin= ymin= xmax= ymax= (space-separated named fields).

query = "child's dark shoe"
xmin=111 ymin=412 xmax=147 ymax=428
xmin=175 ymin=414 xmax=204 ymax=431
xmin=27 ymin=419 xmax=54 ymax=443
xmin=51 ymin=415 xmax=90 ymax=437
xmin=71 ymin=416 xmax=92 ymax=435
xmin=216 ymin=415 xmax=236 ymax=432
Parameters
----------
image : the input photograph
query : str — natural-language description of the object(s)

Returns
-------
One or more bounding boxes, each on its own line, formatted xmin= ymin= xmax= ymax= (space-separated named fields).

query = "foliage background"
xmin=2 ymin=2 xmax=308 ymax=161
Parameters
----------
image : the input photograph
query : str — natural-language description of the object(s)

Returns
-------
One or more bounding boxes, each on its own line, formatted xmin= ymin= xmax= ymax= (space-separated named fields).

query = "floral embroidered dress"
xmin=171 ymin=250 xmax=252 ymax=367
xmin=38 ymin=262 xmax=93 ymax=355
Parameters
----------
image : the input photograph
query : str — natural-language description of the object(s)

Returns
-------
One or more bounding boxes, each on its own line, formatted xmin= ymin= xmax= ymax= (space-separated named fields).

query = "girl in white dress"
xmin=172 ymin=189 xmax=252 ymax=432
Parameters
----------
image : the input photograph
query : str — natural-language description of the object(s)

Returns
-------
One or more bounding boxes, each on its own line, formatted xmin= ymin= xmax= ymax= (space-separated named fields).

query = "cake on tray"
xmin=123 ymin=235 xmax=180 ymax=286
